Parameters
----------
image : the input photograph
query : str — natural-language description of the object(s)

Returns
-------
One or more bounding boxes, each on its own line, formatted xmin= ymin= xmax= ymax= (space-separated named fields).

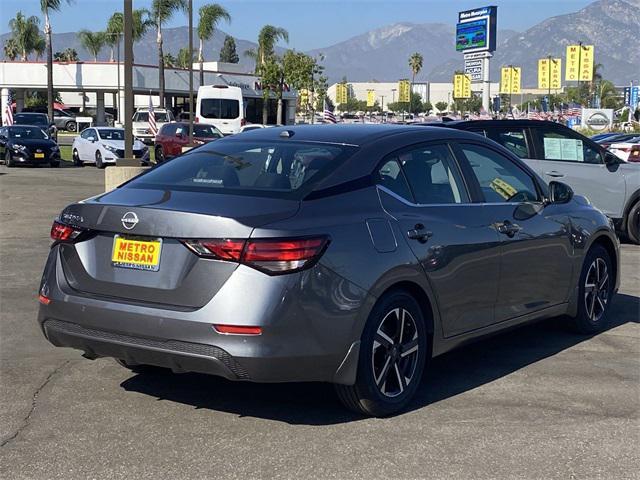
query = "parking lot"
xmin=0 ymin=164 xmax=638 ymax=479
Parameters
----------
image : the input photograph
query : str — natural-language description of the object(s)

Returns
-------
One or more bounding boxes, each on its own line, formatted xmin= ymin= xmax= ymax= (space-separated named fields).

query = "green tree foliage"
xmin=177 ymin=47 xmax=195 ymax=69
xmin=408 ymin=52 xmax=423 ymax=85
xmin=3 ymin=38 xmax=20 ymax=61
xmin=77 ymin=30 xmax=107 ymax=61
xmin=197 ymin=3 xmax=230 ymax=84
xmin=8 ymin=11 xmax=41 ymax=61
xmin=435 ymin=101 xmax=448 ymax=113
xmin=54 ymin=48 xmax=78 ymax=62
xmin=152 ymin=0 xmax=187 ymax=107
xmin=219 ymin=35 xmax=239 ymax=63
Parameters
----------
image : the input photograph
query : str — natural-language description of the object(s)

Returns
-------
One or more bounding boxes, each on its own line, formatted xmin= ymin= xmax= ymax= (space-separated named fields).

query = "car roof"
xmin=423 ymin=119 xmax=569 ymax=129
xmin=94 ymin=126 xmax=123 ymax=130
xmin=231 ymin=123 xmax=476 ymax=147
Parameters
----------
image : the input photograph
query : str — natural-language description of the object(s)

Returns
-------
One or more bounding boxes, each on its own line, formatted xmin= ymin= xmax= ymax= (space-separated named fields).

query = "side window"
xmin=461 ymin=143 xmax=539 ymax=203
xmin=537 ymin=127 xmax=602 ymax=164
xmin=376 ymin=159 xmax=413 ymax=201
xmin=80 ymin=129 xmax=92 ymax=140
xmin=398 ymin=144 xmax=469 ymax=204
xmin=485 ymin=128 xmax=530 ymax=159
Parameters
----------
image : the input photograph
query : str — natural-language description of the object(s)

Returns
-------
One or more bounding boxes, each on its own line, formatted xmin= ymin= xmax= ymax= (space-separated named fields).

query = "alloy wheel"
xmin=584 ymin=258 xmax=609 ymax=322
xmin=371 ymin=307 xmax=420 ymax=398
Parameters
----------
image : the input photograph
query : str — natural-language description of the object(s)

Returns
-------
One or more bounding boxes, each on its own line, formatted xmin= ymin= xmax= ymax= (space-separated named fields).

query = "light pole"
xmin=188 ymin=0 xmax=194 ymax=146
xmin=123 ymin=0 xmax=133 ymax=160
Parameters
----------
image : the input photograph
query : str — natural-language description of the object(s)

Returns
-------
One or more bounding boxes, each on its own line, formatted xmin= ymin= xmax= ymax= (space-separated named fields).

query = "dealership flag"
xmin=323 ymin=99 xmax=336 ymax=124
xmin=148 ymin=97 xmax=158 ymax=136
xmin=3 ymin=91 xmax=13 ymax=126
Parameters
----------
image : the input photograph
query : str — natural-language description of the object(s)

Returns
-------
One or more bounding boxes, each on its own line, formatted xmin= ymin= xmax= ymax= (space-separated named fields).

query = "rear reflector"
xmin=182 ymin=236 xmax=329 ymax=275
xmin=213 ymin=324 xmax=262 ymax=335
xmin=50 ymin=220 xmax=83 ymax=242
xmin=38 ymin=294 xmax=51 ymax=305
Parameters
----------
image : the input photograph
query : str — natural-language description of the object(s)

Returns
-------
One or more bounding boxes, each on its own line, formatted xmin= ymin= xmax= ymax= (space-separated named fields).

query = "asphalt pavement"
xmin=1 ymin=164 xmax=638 ymax=480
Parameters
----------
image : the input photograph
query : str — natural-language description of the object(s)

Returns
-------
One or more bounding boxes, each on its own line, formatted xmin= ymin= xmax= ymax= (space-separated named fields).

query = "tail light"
xmin=194 ymin=116 xmax=199 ymax=123
xmin=182 ymin=236 xmax=330 ymax=275
xmin=50 ymin=220 xmax=84 ymax=242
xmin=240 ymin=118 xmax=246 ymax=127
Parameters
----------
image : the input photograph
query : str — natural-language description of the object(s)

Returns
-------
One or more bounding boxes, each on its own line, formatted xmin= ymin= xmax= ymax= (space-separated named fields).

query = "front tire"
xmin=5 ymin=151 xmax=14 ymax=167
xmin=335 ymin=290 xmax=428 ymax=417
xmin=568 ymin=244 xmax=614 ymax=334
xmin=72 ymin=148 xmax=83 ymax=167
xmin=626 ymin=201 xmax=640 ymax=245
xmin=155 ymin=145 xmax=165 ymax=164
xmin=95 ymin=150 xmax=105 ymax=169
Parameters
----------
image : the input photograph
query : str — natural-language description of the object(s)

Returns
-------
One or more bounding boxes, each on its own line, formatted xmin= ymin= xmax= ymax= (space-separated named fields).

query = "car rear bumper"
xmin=37 ymin=247 xmax=372 ymax=384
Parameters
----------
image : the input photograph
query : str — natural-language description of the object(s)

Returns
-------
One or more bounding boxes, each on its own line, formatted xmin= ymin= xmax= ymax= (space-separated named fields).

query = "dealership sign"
xmin=581 ymin=109 xmax=613 ymax=131
xmin=456 ymin=6 xmax=497 ymax=53
xmin=464 ymin=59 xmax=484 ymax=82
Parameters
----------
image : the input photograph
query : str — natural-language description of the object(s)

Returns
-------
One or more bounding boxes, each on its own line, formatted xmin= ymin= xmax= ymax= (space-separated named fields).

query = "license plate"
xmin=35 ymin=153 xmax=45 ymax=158
xmin=111 ymin=236 xmax=162 ymax=271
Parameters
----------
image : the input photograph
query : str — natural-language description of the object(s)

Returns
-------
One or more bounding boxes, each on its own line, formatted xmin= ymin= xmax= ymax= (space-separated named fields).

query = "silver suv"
xmin=442 ymin=120 xmax=640 ymax=244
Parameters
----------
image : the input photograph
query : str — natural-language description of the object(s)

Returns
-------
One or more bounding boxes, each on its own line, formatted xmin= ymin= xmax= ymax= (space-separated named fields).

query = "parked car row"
xmin=0 ymin=124 xmax=61 ymax=167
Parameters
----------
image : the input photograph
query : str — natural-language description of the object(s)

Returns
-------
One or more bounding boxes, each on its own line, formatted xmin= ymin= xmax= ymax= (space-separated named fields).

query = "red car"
xmin=154 ymin=122 xmax=223 ymax=163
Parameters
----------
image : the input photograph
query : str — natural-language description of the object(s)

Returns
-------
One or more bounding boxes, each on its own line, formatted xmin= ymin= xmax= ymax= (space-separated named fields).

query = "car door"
xmin=455 ymin=142 xmax=574 ymax=322
xmin=529 ymin=125 xmax=626 ymax=218
xmin=78 ymin=129 xmax=95 ymax=161
xmin=376 ymin=142 xmax=502 ymax=337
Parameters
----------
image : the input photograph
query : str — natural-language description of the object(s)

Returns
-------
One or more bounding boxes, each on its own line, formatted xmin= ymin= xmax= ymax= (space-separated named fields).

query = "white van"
xmin=195 ymin=85 xmax=245 ymax=135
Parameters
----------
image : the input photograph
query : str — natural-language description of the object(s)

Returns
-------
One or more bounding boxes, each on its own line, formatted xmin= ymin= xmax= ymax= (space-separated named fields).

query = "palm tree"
xmin=152 ymin=0 xmax=187 ymax=108
xmin=78 ymin=30 xmax=106 ymax=62
xmin=33 ymin=35 xmax=46 ymax=61
xmin=9 ymin=12 xmax=41 ymax=61
xmin=409 ymin=52 xmax=423 ymax=86
xmin=177 ymin=47 xmax=194 ymax=69
xmin=41 ymin=0 xmax=73 ymax=123
xmin=106 ymin=9 xmax=153 ymax=62
xmin=197 ymin=3 xmax=230 ymax=86
xmin=163 ymin=52 xmax=177 ymax=67
xmin=245 ymin=25 xmax=289 ymax=123
xmin=4 ymin=38 xmax=20 ymax=61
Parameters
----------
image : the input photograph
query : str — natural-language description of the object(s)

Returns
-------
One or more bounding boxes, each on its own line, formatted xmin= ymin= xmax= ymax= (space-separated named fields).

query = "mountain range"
xmin=1 ymin=0 xmax=637 ymax=86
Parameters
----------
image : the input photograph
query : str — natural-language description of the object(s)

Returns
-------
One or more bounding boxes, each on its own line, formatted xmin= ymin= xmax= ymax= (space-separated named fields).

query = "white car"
xmin=609 ymin=136 xmax=640 ymax=163
xmin=239 ymin=124 xmax=267 ymax=133
xmin=132 ymin=108 xmax=175 ymax=144
xmin=72 ymin=127 xmax=149 ymax=168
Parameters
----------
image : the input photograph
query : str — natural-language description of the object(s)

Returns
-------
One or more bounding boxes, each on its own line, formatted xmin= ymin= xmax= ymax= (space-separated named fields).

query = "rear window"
xmin=200 ymin=99 xmax=240 ymax=120
xmin=126 ymin=140 xmax=357 ymax=199
xmin=133 ymin=111 xmax=171 ymax=122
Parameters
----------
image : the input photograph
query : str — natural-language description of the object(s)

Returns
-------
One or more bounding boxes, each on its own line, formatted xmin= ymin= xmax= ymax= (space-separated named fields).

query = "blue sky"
xmin=1 ymin=0 xmax=594 ymax=50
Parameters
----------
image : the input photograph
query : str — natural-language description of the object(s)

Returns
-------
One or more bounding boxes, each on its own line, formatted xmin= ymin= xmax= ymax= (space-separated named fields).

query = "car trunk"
xmin=58 ymin=187 xmax=300 ymax=308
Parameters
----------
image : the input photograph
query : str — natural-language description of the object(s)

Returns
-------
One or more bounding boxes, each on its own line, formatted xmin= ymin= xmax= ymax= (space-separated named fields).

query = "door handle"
xmin=496 ymin=220 xmax=521 ymax=238
xmin=544 ymin=171 xmax=565 ymax=178
xmin=407 ymin=223 xmax=433 ymax=243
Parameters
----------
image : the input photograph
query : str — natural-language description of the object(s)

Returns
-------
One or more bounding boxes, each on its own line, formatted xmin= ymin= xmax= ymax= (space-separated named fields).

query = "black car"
xmin=0 ymin=125 xmax=61 ymax=167
xmin=13 ymin=112 xmax=58 ymax=140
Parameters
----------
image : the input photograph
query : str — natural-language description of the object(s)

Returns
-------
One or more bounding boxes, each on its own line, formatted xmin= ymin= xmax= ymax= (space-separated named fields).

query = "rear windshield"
xmin=14 ymin=114 xmax=48 ymax=126
xmin=133 ymin=111 xmax=172 ymax=122
xmin=126 ymin=140 xmax=357 ymax=199
xmin=200 ymin=99 xmax=240 ymax=120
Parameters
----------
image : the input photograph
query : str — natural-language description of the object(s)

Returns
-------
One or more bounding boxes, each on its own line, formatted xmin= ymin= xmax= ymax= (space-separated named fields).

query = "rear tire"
xmin=66 ymin=121 xmax=77 ymax=132
xmin=335 ymin=290 xmax=428 ymax=417
xmin=95 ymin=150 xmax=104 ymax=169
xmin=626 ymin=201 xmax=640 ymax=245
xmin=115 ymin=359 xmax=168 ymax=375
xmin=5 ymin=151 xmax=14 ymax=167
xmin=72 ymin=148 xmax=83 ymax=167
xmin=568 ymin=244 xmax=614 ymax=334
xmin=155 ymin=145 xmax=165 ymax=164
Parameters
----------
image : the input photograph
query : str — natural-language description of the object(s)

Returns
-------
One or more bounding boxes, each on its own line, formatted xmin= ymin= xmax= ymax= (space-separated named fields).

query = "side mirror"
xmin=548 ymin=181 xmax=574 ymax=205
xmin=604 ymin=152 xmax=619 ymax=165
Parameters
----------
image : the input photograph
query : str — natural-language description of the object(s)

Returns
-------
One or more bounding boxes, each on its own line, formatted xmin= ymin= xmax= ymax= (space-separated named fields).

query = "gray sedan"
xmin=38 ymin=125 xmax=619 ymax=416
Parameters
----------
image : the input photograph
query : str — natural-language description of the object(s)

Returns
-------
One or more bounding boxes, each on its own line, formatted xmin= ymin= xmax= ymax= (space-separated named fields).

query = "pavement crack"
xmin=0 ymin=360 xmax=71 ymax=448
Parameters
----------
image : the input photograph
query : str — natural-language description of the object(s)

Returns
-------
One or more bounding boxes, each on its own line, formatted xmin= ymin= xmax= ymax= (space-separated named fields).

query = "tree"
xmin=105 ymin=12 xmax=122 ymax=62
xmin=197 ymin=3 xmax=230 ymax=85
xmin=78 ymin=30 xmax=106 ymax=62
xmin=435 ymin=101 xmax=448 ymax=113
xmin=33 ymin=35 xmax=46 ymax=61
xmin=41 ymin=0 xmax=73 ymax=123
xmin=245 ymin=25 xmax=289 ymax=123
xmin=54 ymin=47 xmax=78 ymax=62
xmin=281 ymin=50 xmax=326 ymax=119
xmin=177 ymin=47 xmax=194 ymax=69
xmin=9 ymin=11 xmax=41 ymax=61
xmin=162 ymin=52 xmax=177 ymax=67
xmin=219 ymin=35 xmax=238 ymax=63
xmin=106 ymin=10 xmax=153 ymax=61
xmin=3 ymin=38 xmax=20 ymax=61
xmin=152 ymin=0 xmax=187 ymax=108
xmin=408 ymin=52 xmax=423 ymax=86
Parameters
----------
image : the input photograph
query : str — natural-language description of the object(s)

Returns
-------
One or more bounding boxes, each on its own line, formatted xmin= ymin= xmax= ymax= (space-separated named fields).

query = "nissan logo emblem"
xmin=121 ymin=212 xmax=139 ymax=230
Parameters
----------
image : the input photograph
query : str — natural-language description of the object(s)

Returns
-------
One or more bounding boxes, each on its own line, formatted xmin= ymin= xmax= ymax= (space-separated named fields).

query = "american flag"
xmin=148 ymin=97 xmax=158 ymax=136
xmin=323 ymin=99 xmax=336 ymax=124
xmin=3 ymin=91 xmax=13 ymax=126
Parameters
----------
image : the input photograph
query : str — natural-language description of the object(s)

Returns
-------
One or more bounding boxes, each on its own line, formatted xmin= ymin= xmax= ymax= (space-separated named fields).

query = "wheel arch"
xmin=588 ymin=232 xmax=618 ymax=291
xmin=621 ymin=188 xmax=640 ymax=230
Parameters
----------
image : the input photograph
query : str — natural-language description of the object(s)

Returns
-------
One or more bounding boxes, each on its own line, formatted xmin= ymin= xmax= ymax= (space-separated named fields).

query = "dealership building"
xmin=0 ymin=61 xmax=297 ymax=125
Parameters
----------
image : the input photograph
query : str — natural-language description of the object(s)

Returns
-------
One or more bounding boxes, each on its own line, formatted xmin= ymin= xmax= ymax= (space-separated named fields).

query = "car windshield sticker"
xmin=544 ymin=137 xmax=584 ymax=161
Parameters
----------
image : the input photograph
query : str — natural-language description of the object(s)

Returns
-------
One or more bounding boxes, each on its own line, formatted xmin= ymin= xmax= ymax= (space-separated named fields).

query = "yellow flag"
xmin=579 ymin=45 xmax=594 ymax=81
xmin=336 ymin=84 xmax=348 ymax=104
xmin=538 ymin=59 xmax=549 ymax=90
xmin=453 ymin=74 xmax=471 ymax=99
xmin=511 ymin=67 xmax=521 ymax=94
xmin=366 ymin=90 xmax=376 ymax=107
xmin=398 ymin=80 xmax=411 ymax=103
xmin=550 ymin=58 xmax=562 ymax=89
xmin=500 ymin=67 xmax=512 ymax=94
xmin=565 ymin=45 xmax=580 ymax=81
